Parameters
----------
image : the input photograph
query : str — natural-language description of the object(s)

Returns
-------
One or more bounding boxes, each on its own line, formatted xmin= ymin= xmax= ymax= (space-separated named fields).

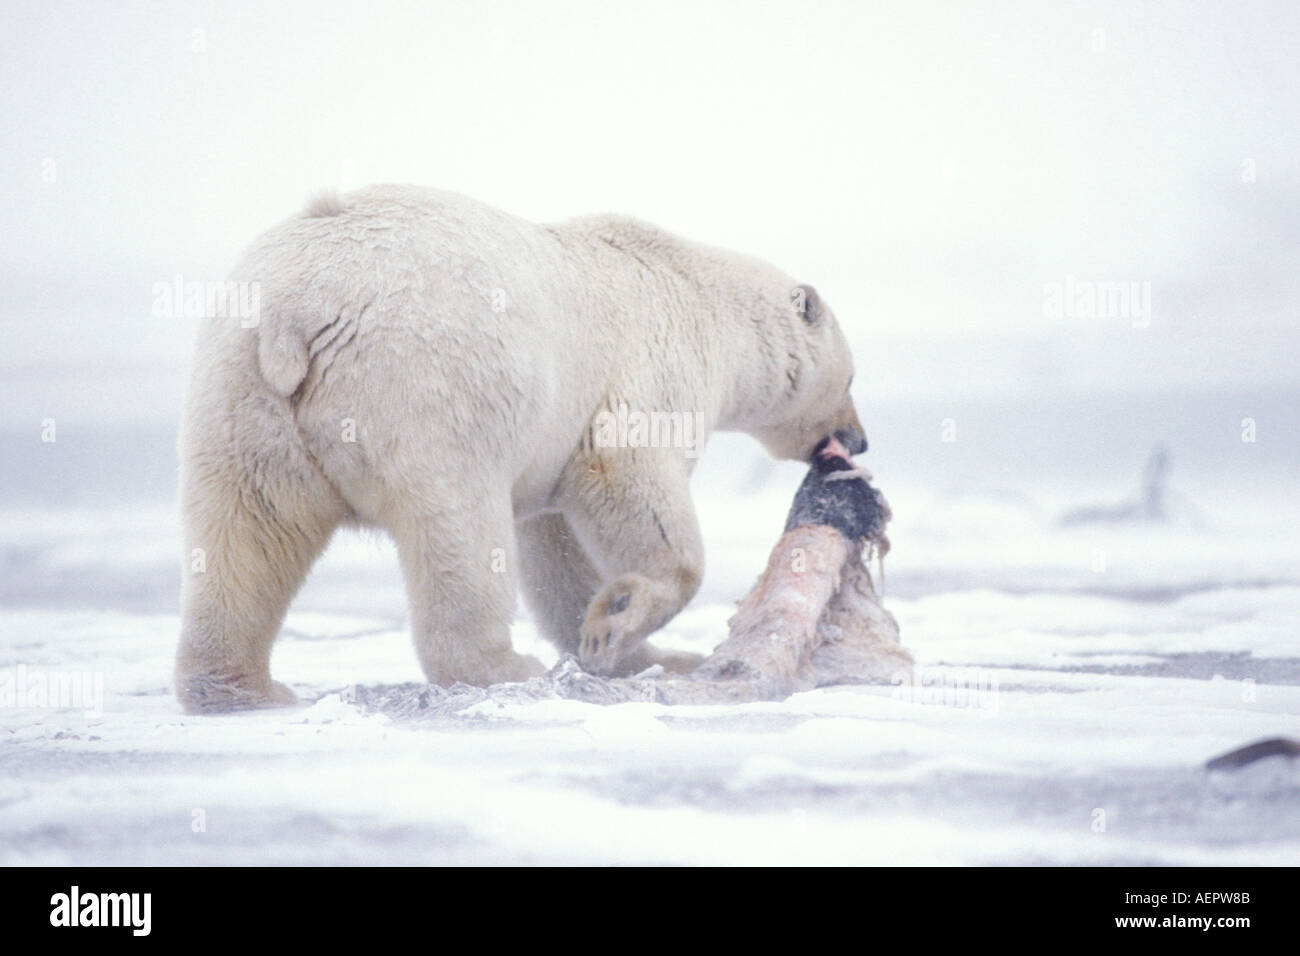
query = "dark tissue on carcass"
xmin=783 ymin=449 xmax=885 ymax=542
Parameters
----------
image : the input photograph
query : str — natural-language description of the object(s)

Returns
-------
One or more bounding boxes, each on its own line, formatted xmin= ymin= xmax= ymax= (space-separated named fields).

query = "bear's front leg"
xmin=578 ymin=571 xmax=688 ymax=673
xmin=559 ymin=450 xmax=704 ymax=676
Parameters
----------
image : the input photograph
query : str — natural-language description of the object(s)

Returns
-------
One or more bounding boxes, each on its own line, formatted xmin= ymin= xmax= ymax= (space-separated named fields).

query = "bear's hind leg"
xmin=391 ymin=496 xmax=545 ymax=687
xmin=176 ymin=414 xmax=346 ymax=713
xmin=517 ymin=513 xmax=600 ymax=657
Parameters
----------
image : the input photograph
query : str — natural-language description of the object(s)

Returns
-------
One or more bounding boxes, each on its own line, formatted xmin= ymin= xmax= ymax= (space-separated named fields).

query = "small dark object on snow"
xmin=784 ymin=436 xmax=888 ymax=543
xmin=1058 ymin=444 xmax=1201 ymax=527
xmin=1206 ymin=737 xmax=1300 ymax=771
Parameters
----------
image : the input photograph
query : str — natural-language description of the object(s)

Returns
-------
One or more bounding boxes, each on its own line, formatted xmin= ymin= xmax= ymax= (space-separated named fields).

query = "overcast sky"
xmin=2 ymin=0 xmax=1297 ymax=424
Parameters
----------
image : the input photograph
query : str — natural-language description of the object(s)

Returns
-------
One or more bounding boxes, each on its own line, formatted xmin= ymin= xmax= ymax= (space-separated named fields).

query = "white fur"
xmin=175 ymin=185 xmax=864 ymax=712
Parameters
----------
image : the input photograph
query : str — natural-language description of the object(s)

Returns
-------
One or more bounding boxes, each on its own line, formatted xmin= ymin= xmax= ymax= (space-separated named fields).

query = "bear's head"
xmin=749 ymin=282 xmax=867 ymax=463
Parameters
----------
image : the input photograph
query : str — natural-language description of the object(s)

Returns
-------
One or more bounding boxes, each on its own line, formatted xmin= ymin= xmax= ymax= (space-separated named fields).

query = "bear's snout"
xmin=833 ymin=427 xmax=867 ymax=456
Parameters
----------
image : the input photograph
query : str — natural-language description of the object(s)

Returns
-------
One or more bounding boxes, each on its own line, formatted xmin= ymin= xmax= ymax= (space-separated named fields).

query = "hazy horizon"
xmin=3 ymin=0 xmax=1298 ymax=427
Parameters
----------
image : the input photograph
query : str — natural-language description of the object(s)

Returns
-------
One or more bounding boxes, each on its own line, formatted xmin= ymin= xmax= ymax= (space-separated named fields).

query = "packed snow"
xmin=1 ymin=393 xmax=1297 ymax=865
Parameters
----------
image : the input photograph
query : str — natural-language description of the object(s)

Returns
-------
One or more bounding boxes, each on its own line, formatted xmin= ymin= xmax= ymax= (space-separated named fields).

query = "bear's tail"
xmin=254 ymin=192 xmax=352 ymax=398
xmin=257 ymin=315 xmax=310 ymax=398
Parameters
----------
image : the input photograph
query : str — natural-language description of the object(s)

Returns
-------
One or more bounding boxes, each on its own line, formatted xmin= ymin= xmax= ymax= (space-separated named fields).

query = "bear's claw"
xmin=578 ymin=575 xmax=655 ymax=674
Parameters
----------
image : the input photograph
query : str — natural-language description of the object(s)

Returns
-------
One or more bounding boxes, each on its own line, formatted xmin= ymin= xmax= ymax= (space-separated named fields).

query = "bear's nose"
xmin=833 ymin=427 xmax=868 ymax=456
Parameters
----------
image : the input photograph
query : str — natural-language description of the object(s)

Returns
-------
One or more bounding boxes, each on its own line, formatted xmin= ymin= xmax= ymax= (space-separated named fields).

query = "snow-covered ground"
xmin=2 ymin=392 xmax=1298 ymax=866
xmin=3 ymin=0 xmax=1297 ymax=868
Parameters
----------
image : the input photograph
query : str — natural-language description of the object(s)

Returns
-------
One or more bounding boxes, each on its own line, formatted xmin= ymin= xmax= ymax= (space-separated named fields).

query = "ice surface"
xmin=1 ymin=406 xmax=1298 ymax=865
xmin=3 ymin=0 xmax=1298 ymax=867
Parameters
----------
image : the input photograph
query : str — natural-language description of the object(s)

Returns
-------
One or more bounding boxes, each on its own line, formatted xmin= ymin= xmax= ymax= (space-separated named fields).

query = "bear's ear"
xmin=791 ymin=284 xmax=823 ymax=326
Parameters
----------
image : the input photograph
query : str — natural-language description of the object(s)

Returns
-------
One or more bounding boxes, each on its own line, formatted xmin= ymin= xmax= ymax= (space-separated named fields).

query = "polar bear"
xmin=175 ymin=185 xmax=867 ymax=713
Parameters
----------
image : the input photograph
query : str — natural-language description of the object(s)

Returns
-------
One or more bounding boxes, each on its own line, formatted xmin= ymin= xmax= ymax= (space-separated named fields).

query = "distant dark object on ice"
xmin=1058 ymin=444 xmax=1201 ymax=526
xmin=1205 ymin=737 xmax=1300 ymax=772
